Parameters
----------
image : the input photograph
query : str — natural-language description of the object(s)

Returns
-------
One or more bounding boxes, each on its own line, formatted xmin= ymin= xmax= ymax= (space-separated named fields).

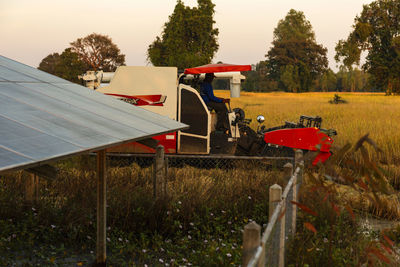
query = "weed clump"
xmin=288 ymin=135 xmax=399 ymax=266
xmin=329 ymin=94 xmax=348 ymax=104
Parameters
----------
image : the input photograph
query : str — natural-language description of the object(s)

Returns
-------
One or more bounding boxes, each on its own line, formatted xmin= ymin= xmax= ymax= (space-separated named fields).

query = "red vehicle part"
xmin=263 ymin=127 xmax=333 ymax=165
xmin=105 ymin=94 xmax=166 ymax=106
xmin=184 ymin=63 xmax=252 ymax=74
xmin=107 ymin=132 xmax=177 ymax=154
xmin=152 ymin=133 xmax=177 ymax=153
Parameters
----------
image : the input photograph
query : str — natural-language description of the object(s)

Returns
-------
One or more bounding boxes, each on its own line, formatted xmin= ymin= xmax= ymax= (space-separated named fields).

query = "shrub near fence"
xmin=243 ymin=150 xmax=304 ymax=267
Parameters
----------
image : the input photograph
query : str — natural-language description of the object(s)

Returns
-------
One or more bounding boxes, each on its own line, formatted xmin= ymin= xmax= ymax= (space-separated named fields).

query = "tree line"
xmin=242 ymin=63 xmax=372 ymax=93
xmin=39 ymin=0 xmax=400 ymax=94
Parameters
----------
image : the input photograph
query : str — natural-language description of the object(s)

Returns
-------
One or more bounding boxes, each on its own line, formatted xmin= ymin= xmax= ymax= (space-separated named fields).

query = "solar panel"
xmin=0 ymin=55 xmax=188 ymax=173
xmin=0 ymin=65 xmax=41 ymax=82
xmin=0 ymin=56 xmax=68 ymax=83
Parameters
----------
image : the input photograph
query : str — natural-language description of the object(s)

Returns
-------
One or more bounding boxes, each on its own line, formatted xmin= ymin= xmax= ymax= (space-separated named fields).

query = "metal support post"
xmin=154 ymin=145 xmax=166 ymax=199
xmin=96 ymin=150 xmax=107 ymax=265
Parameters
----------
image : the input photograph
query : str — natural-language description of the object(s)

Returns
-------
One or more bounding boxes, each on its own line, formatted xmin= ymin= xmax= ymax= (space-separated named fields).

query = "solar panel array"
xmin=0 ymin=55 xmax=187 ymax=173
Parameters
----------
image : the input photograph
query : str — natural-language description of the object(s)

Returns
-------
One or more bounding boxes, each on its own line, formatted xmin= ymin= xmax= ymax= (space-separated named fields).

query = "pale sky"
xmin=0 ymin=0 xmax=373 ymax=71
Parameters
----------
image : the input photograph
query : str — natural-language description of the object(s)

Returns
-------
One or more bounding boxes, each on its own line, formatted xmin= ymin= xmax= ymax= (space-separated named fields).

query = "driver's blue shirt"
xmin=200 ymin=82 xmax=222 ymax=104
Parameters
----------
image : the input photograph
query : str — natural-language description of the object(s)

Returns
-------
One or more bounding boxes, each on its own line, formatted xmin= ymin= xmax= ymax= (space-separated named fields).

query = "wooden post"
xmin=153 ymin=145 xmax=166 ymax=199
xmin=283 ymin=163 xmax=294 ymax=239
xmin=295 ymin=150 xmax=304 ymax=171
xmin=242 ymin=221 xmax=261 ymax=266
xmin=283 ymin=163 xmax=293 ymax=181
xmin=165 ymin=157 xmax=169 ymax=194
xmin=25 ymin=173 xmax=39 ymax=204
xmin=96 ymin=150 xmax=107 ymax=265
xmin=269 ymin=184 xmax=282 ymax=221
xmin=269 ymin=184 xmax=282 ymax=266
xmin=34 ymin=174 xmax=39 ymax=202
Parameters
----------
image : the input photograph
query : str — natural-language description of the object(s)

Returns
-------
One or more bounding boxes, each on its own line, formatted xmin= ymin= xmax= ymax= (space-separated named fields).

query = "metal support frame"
xmin=96 ymin=150 xmax=107 ymax=265
xmin=25 ymin=173 xmax=39 ymax=203
xmin=153 ymin=145 xmax=167 ymax=199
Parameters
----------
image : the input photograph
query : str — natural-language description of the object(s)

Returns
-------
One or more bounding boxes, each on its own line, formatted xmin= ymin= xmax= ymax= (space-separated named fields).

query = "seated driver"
xmin=200 ymin=73 xmax=230 ymax=131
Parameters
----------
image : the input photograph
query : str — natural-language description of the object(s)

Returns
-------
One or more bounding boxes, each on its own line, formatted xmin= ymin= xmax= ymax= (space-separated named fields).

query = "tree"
xmin=335 ymin=0 xmax=400 ymax=94
xmin=280 ymin=65 xmax=300 ymax=92
xmin=70 ymin=33 xmax=125 ymax=72
xmin=315 ymin=69 xmax=337 ymax=92
xmin=335 ymin=67 xmax=370 ymax=92
xmin=38 ymin=53 xmax=61 ymax=75
xmin=266 ymin=9 xmax=328 ymax=92
xmin=241 ymin=61 xmax=279 ymax=92
xmin=38 ymin=48 xmax=87 ymax=83
xmin=147 ymin=0 xmax=219 ymax=69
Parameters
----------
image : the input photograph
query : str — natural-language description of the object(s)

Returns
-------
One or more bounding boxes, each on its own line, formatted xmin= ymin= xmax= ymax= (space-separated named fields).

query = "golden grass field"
xmin=217 ymin=91 xmax=400 ymax=163
xmin=217 ymin=91 xmax=400 ymax=220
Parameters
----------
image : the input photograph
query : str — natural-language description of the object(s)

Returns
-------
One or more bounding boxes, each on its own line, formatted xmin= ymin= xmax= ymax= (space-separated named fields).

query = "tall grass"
xmin=0 ymin=159 xmax=285 ymax=265
xmin=288 ymin=135 xmax=399 ymax=266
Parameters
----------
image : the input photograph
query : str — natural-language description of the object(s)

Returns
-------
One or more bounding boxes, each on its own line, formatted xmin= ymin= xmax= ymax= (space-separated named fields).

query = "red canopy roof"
xmin=184 ymin=63 xmax=252 ymax=74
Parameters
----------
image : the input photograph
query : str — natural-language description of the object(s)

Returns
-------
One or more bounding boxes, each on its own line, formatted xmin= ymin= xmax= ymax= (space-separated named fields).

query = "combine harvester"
xmin=81 ymin=63 xmax=336 ymax=165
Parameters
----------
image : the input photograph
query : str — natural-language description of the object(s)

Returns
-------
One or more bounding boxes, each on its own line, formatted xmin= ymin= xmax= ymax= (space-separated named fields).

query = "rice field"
xmin=216 ymin=91 xmax=400 ymax=163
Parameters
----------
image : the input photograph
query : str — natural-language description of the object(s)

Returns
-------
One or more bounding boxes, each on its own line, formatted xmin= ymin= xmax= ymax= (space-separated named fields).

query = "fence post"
xmin=165 ymin=157 xmax=169 ymax=194
xmin=153 ymin=145 xmax=166 ymax=199
xmin=242 ymin=221 xmax=261 ymax=266
xmin=25 ymin=173 xmax=39 ymax=204
xmin=268 ymin=184 xmax=282 ymax=266
xmin=34 ymin=175 xmax=39 ymax=202
xmin=283 ymin=162 xmax=294 ymax=262
xmin=96 ymin=149 xmax=107 ymax=265
xmin=283 ymin=163 xmax=293 ymax=181
xmin=269 ymin=184 xmax=282 ymax=221
xmin=293 ymin=150 xmax=304 ymax=235
xmin=295 ymin=150 xmax=304 ymax=173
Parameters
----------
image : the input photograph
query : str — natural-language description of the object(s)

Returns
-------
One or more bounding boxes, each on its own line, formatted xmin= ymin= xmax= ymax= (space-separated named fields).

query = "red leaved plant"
xmin=289 ymin=135 xmax=398 ymax=266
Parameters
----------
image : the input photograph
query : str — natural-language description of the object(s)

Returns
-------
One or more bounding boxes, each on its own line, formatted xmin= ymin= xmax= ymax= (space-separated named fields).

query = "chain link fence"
xmin=106 ymin=153 xmax=294 ymax=171
xmin=243 ymin=150 xmax=304 ymax=267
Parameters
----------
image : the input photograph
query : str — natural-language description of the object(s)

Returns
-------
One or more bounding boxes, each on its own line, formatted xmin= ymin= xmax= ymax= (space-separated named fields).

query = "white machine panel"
xmin=97 ymin=66 xmax=178 ymax=120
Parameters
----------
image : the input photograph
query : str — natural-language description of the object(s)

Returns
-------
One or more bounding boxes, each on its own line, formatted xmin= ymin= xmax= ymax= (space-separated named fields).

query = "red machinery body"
xmin=95 ymin=64 xmax=336 ymax=163
xmin=263 ymin=127 xmax=333 ymax=165
xmin=105 ymin=94 xmax=166 ymax=106
xmin=107 ymin=132 xmax=177 ymax=154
